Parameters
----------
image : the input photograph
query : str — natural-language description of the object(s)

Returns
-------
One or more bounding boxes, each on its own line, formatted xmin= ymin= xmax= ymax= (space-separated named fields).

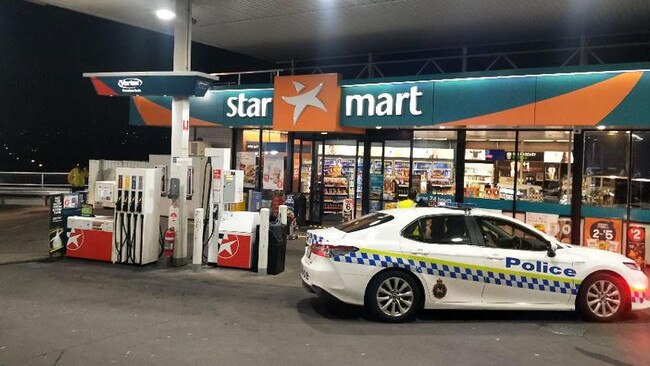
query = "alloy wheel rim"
xmin=377 ymin=277 xmax=413 ymax=317
xmin=586 ymin=280 xmax=621 ymax=318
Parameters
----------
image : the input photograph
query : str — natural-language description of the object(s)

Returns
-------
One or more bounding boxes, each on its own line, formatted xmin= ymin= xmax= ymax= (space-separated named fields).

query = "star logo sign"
xmin=66 ymin=228 xmax=84 ymax=251
xmin=218 ymin=234 xmax=240 ymax=259
xmin=281 ymin=81 xmax=327 ymax=125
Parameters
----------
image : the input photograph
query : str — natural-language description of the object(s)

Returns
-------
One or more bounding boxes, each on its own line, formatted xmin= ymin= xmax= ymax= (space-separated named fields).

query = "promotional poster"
xmin=584 ymin=217 xmax=623 ymax=252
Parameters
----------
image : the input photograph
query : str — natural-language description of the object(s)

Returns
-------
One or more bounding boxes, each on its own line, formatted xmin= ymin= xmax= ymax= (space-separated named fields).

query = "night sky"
xmin=0 ymin=0 xmax=271 ymax=172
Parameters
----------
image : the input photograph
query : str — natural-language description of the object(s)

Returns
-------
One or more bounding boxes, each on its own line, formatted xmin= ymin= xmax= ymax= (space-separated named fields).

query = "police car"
xmin=301 ymin=206 xmax=649 ymax=322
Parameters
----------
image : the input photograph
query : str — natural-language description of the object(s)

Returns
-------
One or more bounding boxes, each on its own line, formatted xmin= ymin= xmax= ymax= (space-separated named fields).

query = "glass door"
xmin=322 ymin=140 xmax=360 ymax=221
xmin=382 ymin=140 xmax=412 ymax=209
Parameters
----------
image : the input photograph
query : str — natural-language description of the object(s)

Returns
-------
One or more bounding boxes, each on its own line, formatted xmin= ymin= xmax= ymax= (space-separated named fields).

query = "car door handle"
xmin=486 ymin=254 xmax=504 ymax=260
xmin=410 ymin=249 xmax=430 ymax=256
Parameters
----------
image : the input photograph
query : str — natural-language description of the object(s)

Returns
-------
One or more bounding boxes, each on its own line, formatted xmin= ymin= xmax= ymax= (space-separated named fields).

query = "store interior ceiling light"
xmin=523 ymin=139 xmax=552 ymax=143
xmin=156 ymin=9 xmax=175 ymax=21
xmin=466 ymin=138 xmax=488 ymax=142
xmin=489 ymin=139 xmax=516 ymax=142
xmin=555 ymin=139 xmax=571 ymax=143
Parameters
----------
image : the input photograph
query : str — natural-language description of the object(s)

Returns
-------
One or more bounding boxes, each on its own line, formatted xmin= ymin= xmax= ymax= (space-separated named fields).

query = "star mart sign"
xmin=198 ymin=75 xmax=434 ymax=130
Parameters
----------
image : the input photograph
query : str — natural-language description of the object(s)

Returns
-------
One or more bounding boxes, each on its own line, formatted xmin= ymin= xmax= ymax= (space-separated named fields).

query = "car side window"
xmin=402 ymin=215 xmax=472 ymax=245
xmin=477 ymin=217 xmax=548 ymax=251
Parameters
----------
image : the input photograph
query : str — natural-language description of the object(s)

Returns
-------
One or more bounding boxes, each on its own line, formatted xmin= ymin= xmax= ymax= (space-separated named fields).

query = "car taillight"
xmin=311 ymin=244 xmax=358 ymax=258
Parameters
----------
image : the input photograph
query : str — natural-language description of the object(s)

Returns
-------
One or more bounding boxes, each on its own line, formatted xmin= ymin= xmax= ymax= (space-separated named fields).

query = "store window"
xmin=298 ymin=140 xmax=313 ymax=195
xmin=582 ymin=131 xmax=629 ymax=208
xmin=355 ymin=142 xmax=364 ymax=218
xmin=235 ymin=129 xmax=261 ymax=189
xmin=369 ymin=142 xmax=383 ymax=213
xmin=516 ymin=131 xmax=573 ymax=204
xmin=631 ymin=131 xmax=650 ymax=210
xmin=412 ymin=130 xmax=457 ymax=201
xmin=322 ymin=140 xmax=358 ymax=217
xmin=261 ymin=130 xmax=287 ymax=191
xmin=464 ymin=130 xmax=515 ymax=202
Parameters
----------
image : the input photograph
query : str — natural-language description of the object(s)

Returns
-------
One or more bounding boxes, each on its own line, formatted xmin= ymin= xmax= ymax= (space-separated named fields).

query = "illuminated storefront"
xmin=130 ymin=64 xmax=650 ymax=266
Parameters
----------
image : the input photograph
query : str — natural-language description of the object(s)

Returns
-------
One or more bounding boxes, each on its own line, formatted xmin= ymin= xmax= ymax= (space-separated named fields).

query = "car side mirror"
xmin=547 ymin=242 xmax=557 ymax=257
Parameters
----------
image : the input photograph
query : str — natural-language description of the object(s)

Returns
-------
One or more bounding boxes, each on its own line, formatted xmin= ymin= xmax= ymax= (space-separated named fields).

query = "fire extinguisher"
xmin=163 ymin=228 xmax=175 ymax=257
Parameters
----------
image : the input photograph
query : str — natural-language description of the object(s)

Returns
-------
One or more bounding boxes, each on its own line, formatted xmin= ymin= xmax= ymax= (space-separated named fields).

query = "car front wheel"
xmin=365 ymin=270 xmax=421 ymax=323
xmin=577 ymin=273 xmax=629 ymax=322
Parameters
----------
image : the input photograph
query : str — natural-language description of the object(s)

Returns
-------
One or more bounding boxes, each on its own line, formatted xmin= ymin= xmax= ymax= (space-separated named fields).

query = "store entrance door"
xmin=367 ymin=130 xmax=416 ymax=213
xmin=293 ymin=136 xmax=364 ymax=225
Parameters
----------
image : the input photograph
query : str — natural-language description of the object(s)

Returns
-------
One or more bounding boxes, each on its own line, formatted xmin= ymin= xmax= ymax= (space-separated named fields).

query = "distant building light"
xmin=156 ymin=9 xmax=176 ymax=21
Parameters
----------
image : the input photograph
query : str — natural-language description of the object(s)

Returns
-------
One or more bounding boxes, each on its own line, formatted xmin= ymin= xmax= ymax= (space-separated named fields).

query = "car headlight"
xmin=623 ymin=262 xmax=642 ymax=271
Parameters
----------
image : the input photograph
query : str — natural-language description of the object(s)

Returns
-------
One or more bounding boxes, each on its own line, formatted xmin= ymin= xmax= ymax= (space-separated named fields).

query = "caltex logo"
xmin=66 ymin=228 xmax=84 ymax=251
xmin=218 ymin=233 xmax=240 ymax=259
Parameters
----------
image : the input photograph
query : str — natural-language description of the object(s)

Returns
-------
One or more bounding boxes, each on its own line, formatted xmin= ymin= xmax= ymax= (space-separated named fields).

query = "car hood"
xmin=564 ymin=244 xmax=630 ymax=263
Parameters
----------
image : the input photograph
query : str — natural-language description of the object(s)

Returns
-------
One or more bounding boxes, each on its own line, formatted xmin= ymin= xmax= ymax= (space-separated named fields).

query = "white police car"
xmin=301 ymin=207 xmax=650 ymax=322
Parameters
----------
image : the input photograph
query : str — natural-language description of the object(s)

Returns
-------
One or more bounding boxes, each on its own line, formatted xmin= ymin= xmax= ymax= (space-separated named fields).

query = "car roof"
xmin=378 ymin=207 xmax=503 ymax=220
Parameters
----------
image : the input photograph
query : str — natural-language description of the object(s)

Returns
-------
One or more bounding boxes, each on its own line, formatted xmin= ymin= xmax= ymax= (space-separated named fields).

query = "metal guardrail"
xmin=0 ymin=171 xmax=70 ymax=190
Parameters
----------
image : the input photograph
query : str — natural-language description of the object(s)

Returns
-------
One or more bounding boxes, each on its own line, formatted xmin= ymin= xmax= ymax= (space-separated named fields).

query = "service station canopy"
xmin=99 ymin=64 xmax=650 ymax=131
xmin=83 ymin=71 xmax=220 ymax=97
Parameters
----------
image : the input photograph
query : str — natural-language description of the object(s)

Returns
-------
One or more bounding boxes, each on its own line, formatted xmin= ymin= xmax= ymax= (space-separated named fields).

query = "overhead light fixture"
xmin=439 ymin=126 xmax=446 ymax=129
xmin=376 ymin=126 xmax=382 ymax=129
xmin=321 ymin=132 xmax=328 ymax=135
xmin=596 ymin=125 xmax=606 ymax=130
xmin=156 ymin=9 xmax=176 ymax=21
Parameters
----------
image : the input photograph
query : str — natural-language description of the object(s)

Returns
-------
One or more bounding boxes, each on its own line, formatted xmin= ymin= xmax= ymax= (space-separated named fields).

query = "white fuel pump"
xmin=113 ymin=167 xmax=164 ymax=265
xmin=202 ymin=148 xmax=250 ymax=265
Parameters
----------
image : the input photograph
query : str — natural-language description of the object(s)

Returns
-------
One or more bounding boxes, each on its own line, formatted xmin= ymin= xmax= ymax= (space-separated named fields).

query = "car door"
xmin=399 ymin=214 xmax=485 ymax=304
xmin=472 ymin=216 xmax=574 ymax=305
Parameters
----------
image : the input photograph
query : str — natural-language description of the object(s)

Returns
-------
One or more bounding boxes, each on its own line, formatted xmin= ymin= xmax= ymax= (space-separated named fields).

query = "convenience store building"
xmin=130 ymin=64 xmax=650 ymax=265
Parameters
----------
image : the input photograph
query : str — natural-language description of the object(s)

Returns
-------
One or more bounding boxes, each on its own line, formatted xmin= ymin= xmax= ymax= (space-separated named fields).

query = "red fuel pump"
xmin=163 ymin=228 xmax=176 ymax=257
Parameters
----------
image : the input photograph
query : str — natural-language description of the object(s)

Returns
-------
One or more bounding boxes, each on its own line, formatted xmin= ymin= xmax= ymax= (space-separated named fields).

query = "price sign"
xmin=342 ymin=199 xmax=353 ymax=214
xmin=628 ymin=226 xmax=646 ymax=243
xmin=584 ymin=218 xmax=622 ymax=253
xmin=590 ymin=220 xmax=616 ymax=241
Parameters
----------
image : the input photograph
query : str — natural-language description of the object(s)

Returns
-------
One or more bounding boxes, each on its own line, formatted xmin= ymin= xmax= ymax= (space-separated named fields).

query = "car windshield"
xmin=336 ymin=212 xmax=394 ymax=233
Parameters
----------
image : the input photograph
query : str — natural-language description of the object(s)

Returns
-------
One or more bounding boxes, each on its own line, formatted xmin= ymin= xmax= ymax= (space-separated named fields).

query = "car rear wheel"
xmin=365 ymin=270 xmax=421 ymax=323
xmin=577 ymin=273 xmax=629 ymax=322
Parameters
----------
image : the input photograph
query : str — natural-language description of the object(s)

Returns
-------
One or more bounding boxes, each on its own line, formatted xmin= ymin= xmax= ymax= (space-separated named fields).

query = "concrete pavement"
xmin=0 ymin=207 xmax=649 ymax=366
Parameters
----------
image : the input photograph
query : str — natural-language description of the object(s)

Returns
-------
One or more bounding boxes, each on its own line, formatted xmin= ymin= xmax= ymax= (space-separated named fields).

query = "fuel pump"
xmin=113 ymin=167 xmax=163 ymax=265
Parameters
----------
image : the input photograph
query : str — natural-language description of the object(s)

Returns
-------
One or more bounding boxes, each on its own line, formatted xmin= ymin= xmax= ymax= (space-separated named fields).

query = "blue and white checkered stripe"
xmin=307 ymin=233 xmax=323 ymax=244
xmin=632 ymin=291 xmax=647 ymax=304
xmin=333 ymin=250 xmax=579 ymax=295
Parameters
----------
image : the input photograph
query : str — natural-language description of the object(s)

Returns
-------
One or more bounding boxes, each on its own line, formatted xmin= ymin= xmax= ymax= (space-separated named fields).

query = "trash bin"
xmin=267 ymin=223 xmax=287 ymax=275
